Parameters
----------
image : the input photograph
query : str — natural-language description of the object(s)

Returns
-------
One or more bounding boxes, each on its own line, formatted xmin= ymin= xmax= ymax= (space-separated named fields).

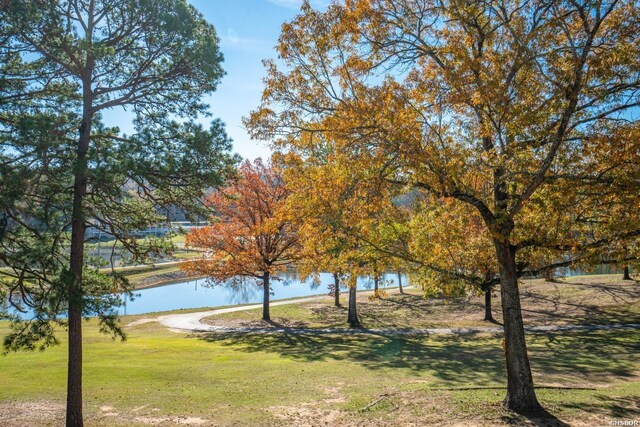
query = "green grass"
xmin=0 ymin=318 xmax=638 ymax=425
xmin=170 ymin=234 xmax=186 ymax=245
xmin=1 ymin=276 xmax=639 ymax=425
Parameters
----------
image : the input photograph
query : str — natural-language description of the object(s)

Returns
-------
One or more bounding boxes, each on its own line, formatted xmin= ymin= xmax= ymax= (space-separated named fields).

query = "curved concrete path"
xmin=155 ymin=296 xmax=325 ymax=331
xmin=151 ymin=296 xmax=640 ymax=335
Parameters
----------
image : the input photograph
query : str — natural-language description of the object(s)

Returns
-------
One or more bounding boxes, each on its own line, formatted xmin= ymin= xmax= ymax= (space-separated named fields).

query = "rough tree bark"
xmin=347 ymin=276 xmax=360 ymax=327
xmin=484 ymin=287 xmax=494 ymax=322
xmin=66 ymin=66 xmax=94 ymax=426
xmin=397 ymin=272 xmax=404 ymax=294
xmin=483 ymin=270 xmax=495 ymax=322
xmin=333 ymin=272 xmax=340 ymax=307
xmin=495 ymin=240 xmax=542 ymax=413
xmin=262 ymin=271 xmax=271 ymax=321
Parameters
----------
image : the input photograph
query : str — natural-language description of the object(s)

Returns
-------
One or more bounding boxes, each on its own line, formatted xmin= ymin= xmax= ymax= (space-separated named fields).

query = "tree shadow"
xmin=198 ymin=330 xmax=505 ymax=385
xmin=518 ymin=281 xmax=640 ymax=327
xmin=559 ymin=395 xmax=640 ymax=419
xmin=520 ymin=290 xmax=640 ymax=326
xmin=384 ymin=292 xmax=482 ymax=313
xmin=261 ymin=318 xmax=309 ymax=328
xmin=364 ymin=293 xmax=491 ymax=328
xmin=501 ymin=407 xmax=571 ymax=426
xmin=196 ymin=329 xmax=638 ymax=385
xmin=531 ymin=330 xmax=639 ymax=380
xmin=193 ymin=328 xmax=639 ymax=423
xmin=565 ymin=282 xmax=640 ymax=303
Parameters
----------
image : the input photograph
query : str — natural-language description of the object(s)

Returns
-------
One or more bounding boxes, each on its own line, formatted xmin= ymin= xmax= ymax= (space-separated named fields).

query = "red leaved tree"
xmin=181 ymin=158 xmax=298 ymax=321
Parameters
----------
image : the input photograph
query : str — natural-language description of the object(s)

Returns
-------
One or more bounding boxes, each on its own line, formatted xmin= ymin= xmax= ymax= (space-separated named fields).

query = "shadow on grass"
xmin=559 ymin=395 xmax=640 ymax=419
xmin=521 ymin=282 xmax=640 ymax=326
xmin=197 ymin=329 xmax=638 ymax=385
xmin=501 ymin=408 xmax=571 ymax=426
xmin=531 ymin=330 xmax=639 ymax=380
xmin=567 ymin=282 xmax=640 ymax=302
xmin=361 ymin=292 xmax=489 ymax=328
xmin=195 ymin=328 xmax=638 ymax=422
xmin=199 ymin=331 xmax=505 ymax=385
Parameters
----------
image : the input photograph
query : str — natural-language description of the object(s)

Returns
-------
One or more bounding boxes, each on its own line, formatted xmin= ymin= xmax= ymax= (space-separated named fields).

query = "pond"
xmin=5 ymin=272 xmax=404 ymax=319
xmin=117 ymin=272 xmax=403 ymax=316
xmin=4 ymin=265 xmax=624 ymax=320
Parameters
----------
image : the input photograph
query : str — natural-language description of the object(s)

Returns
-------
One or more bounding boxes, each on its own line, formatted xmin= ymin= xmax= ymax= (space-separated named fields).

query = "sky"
xmin=184 ymin=0 xmax=329 ymax=160
xmin=101 ymin=0 xmax=330 ymax=161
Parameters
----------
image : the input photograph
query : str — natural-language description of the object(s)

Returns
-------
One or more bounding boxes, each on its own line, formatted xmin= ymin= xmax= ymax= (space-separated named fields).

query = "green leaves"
xmin=0 ymin=0 xmax=238 ymax=350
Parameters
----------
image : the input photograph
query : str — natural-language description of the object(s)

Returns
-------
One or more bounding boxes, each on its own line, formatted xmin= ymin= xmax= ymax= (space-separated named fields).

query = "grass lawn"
xmin=0 ymin=276 xmax=638 ymax=426
xmin=203 ymin=275 xmax=640 ymax=330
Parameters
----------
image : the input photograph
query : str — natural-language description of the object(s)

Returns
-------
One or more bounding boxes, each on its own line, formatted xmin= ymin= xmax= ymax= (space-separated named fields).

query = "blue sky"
xmin=100 ymin=0 xmax=334 ymax=160
xmin=103 ymin=0 xmax=330 ymax=160
xmin=187 ymin=0 xmax=330 ymax=161
xmin=189 ymin=0 xmax=302 ymax=160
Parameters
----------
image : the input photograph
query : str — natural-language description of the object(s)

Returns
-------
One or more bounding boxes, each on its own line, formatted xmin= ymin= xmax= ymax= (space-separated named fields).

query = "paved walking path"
xmin=155 ymin=296 xmax=325 ymax=331
xmin=148 ymin=296 xmax=640 ymax=335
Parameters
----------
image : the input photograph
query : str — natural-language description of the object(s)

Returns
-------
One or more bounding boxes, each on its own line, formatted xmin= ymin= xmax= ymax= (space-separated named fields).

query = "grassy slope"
xmin=0 ymin=276 xmax=638 ymax=426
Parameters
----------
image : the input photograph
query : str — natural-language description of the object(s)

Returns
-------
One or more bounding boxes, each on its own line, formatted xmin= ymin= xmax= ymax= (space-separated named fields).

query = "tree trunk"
xmin=495 ymin=241 xmax=542 ymax=413
xmin=397 ymin=272 xmax=404 ymax=294
xmin=333 ymin=272 xmax=340 ymax=307
xmin=484 ymin=287 xmax=494 ymax=322
xmin=347 ymin=276 xmax=360 ymax=327
xmin=374 ymin=274 xmax=379 ymax=293
xmin=67 ymin=114 xmax=92 ymax=427
xmin=623 ymin=265 xmax=631 ymax=281
xmin=262 ymin=272 xmax=270 ymax=321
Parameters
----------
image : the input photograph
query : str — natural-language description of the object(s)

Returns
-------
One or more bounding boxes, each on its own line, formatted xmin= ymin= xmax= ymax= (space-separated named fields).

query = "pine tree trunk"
xmin=262 ymin=272 xmax=270 ymax=321
xmin=495 ymin=240 xmax=542 ymax=413
xmin=347 ymin=276 xmax=360 ymax=327
xmin=484 ymin=287 xmax=494 ymax=322
xmin=333 ymin=272 xmax=340 ymax=307
xmin=67 ymin=113 xmax=92 ymax=427
xmin=623 ymin=265 xmax=631 ymax=280
xmin=67 ymin=186 xmax=85 ymax=427
xmin=397 ymin=272 xmax=404 ymax=294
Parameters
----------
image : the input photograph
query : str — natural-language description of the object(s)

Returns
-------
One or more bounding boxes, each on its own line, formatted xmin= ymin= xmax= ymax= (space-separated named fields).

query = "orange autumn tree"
xmin=181 ymin=158 xmax=298 ymax=321
xmin=281 ymin=148 xmax=383 ymax=326
xmin=246 ymin=0 xmax=640 ymax=413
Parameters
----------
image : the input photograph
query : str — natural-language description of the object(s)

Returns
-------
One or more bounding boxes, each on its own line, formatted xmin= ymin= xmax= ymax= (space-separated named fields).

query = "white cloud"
xmin=225 ymin=28 xmax=239 ymax=45
xmin=218 ymin=28 xmax=273 ymax=52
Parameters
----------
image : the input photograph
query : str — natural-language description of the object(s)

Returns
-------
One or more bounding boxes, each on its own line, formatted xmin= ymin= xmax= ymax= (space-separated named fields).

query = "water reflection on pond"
xmin=5 ymin=265 xmax=622 ymax=319
xmin=117 ymin=272 xmax=396 ymax=316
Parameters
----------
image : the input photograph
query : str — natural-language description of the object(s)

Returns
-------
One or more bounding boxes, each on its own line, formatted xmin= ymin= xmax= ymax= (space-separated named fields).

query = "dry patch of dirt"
xmin=0 ymin=401 xmax=210 ymax=427
xmin=0 ymin=401 xmax=65 ymax=427
xmin=268 ymin=405 xmax=342 ymax=426
xmin=134 ymin=415 xmax=208 ymax=425
xmin=266 ymin=386 xmax=630 ymax=427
